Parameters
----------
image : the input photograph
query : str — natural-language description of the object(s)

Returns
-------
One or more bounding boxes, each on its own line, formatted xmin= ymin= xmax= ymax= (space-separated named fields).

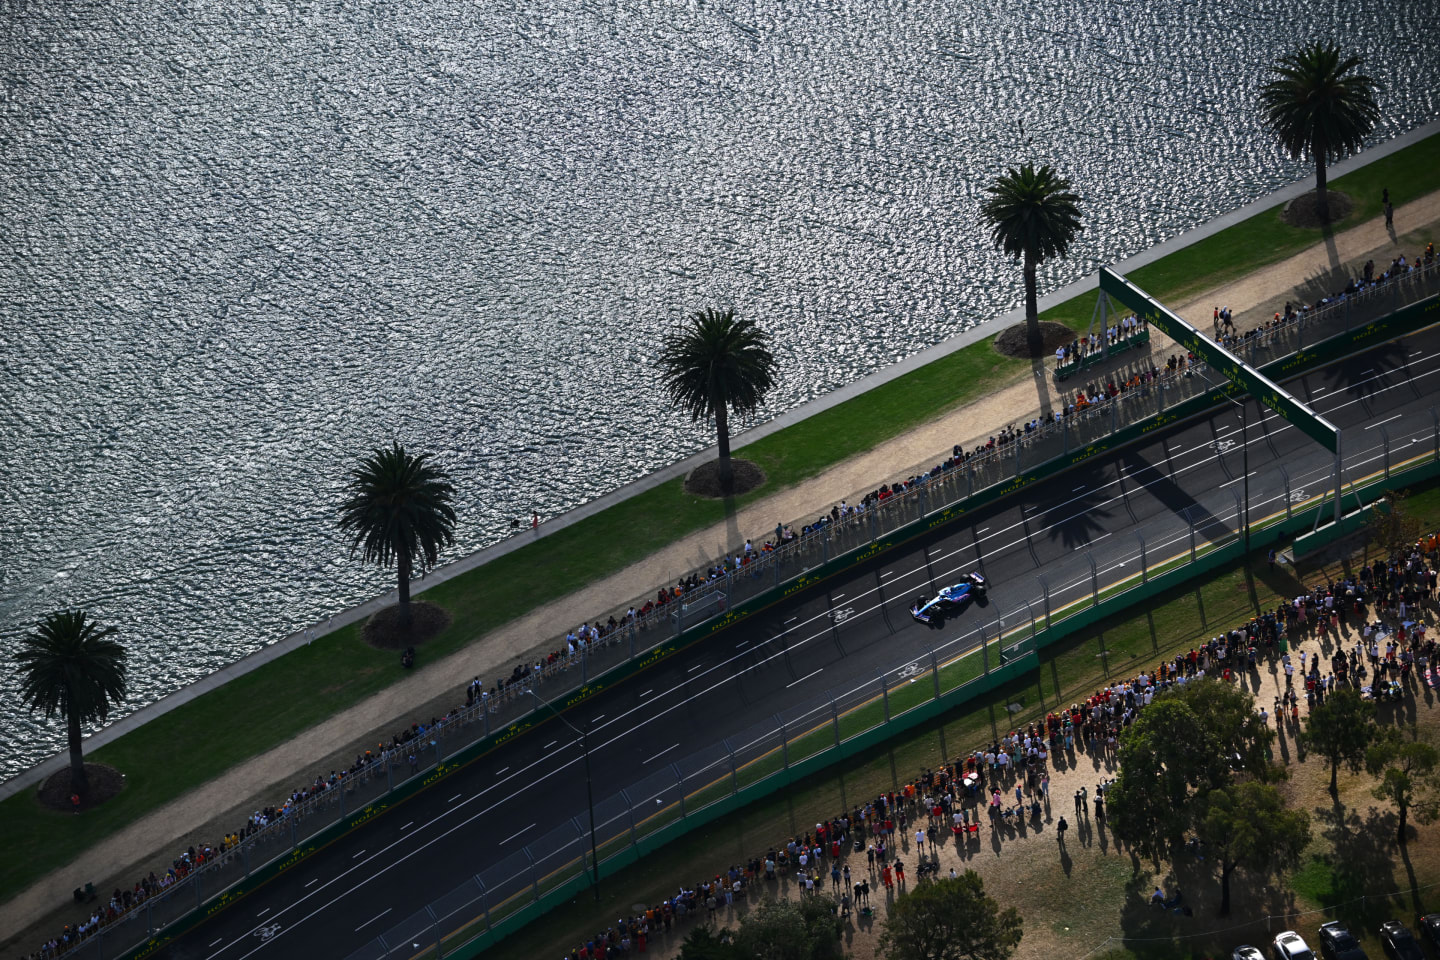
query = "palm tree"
xmin=1259 ymin=42 xmax=1381 ymax=224
xmin=980 ymin=164 xmax=1084 ymax=357
xmin=17 ymin=610 xmax=127 ymax=799
xmin=659 ymin=308 xmax=776 ymax=496
xmin=337 ymin=441 xmax=457 ymax=625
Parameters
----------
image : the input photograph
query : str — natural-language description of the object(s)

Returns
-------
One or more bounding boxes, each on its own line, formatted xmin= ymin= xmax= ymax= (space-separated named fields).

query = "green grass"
xmin=4 ymin=132 xmax=1438 ymax=914
xmin=475 ymin=471 xmax=1440 ymax=960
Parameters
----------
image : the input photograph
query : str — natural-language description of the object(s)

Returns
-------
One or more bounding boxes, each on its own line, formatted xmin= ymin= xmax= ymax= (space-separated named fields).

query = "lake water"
xmin=2 ymin=0 xmax=1436 ymax=780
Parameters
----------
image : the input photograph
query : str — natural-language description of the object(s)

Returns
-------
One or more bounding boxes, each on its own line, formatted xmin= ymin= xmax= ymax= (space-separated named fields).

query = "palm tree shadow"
xmin=1120 ymin=448 xmax=1232 ymax=545
xmin=1032 ymin=356 xmax=1054 ymax=419
xmin=1318 ymin=341 xmax=1407 ymax=401
xmin=1038 ymin=488 xmax=1115 ymax=551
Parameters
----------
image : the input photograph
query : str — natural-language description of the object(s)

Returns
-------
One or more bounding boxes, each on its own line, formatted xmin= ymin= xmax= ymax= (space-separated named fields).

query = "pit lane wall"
xmin=114 ymin=297 xmax=1439 ymax=960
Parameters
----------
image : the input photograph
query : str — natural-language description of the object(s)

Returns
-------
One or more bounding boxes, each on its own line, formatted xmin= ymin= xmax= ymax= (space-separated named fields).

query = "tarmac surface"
xmin=149 ymin=324 xmax=1440 ymax=959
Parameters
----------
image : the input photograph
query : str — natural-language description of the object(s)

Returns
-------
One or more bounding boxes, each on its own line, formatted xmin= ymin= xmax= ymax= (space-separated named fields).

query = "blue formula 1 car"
xmin=910 ymin=573 xmax=986 ymax=623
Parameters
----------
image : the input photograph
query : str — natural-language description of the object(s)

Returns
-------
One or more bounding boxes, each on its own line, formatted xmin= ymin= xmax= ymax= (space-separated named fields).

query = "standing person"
xmin=1386 ymin=200 xmax=1395 ymax=227
xmin=531 ymin=511 xmax=539 ymax=531
xmin=1074 ymin=789 xmax=1084 ymax=816
xmin=1057 ymin=815 xmax=1068 ymax=847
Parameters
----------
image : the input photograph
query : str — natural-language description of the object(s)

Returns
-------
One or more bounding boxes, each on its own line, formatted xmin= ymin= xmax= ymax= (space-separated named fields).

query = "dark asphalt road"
xmin=157 ymin=328 xmax=1440 ymax=960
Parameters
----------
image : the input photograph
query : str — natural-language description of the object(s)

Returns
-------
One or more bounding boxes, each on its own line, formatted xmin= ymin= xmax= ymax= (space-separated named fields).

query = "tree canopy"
xmin=1258 ymin=42 xmax=1381 ymax=223
xmin=980 ymin=164 xmax=1083 ymax=357
xmin=1107 ymin=679 xmax=1274 ymax=859
xmin=1198 ymin=782 xmax=1311 ymax=915
xmin=1367 ymin=733 xmax=1440 ymax=845
xmin=677 ymin=897 xmax=842 ymax=960
xmin=1300 ymin=687 xmax=1380 ymax=794
xmin=879 ymin=871 xmax=1023 ymax=960
xmin=337 ymin=441 xmax=457 ymax=620
xmin=658 ymin=307 xmax=776 ymax=496
xmin=16 ymin=610 xmax=128 ymax=797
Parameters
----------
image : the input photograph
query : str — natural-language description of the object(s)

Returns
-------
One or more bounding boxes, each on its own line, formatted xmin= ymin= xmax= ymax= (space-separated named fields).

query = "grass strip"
xmin=3 ymin=134 xmax=1437 ymax=912
xmin=473 ymin=478 xmax=1440 ymax=960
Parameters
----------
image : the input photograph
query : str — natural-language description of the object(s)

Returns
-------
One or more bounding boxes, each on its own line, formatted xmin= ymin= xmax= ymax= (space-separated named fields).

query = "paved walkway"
xmin=4 ymin=194 xmax=1438 ymax=950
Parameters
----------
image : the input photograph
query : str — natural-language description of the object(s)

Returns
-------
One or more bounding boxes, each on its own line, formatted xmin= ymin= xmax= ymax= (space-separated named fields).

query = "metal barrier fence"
xmin=46 ymin=263 xmax=1440 ymax=960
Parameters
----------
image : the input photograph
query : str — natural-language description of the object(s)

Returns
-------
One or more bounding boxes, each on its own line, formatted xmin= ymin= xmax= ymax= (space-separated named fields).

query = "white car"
xmin=1234 ymin=947 xmax=1266 ymax=960
xmin=1274 ymin=931 xmax=1316 ymax=960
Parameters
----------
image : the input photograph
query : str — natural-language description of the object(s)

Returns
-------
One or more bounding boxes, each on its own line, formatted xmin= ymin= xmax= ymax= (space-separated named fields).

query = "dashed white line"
xmin=643 ymin=743 xmax=680 ymax=764
xmin=1361 ymin=368 xmax=1375 ymax=375
xmin=787 ymin=668 xmax=824 ymax=689
xmin=210 ymin=938 xmax=224 ymax=947
xmin=494 ymin=768 xmax=509 ymax=776
xmin=832 ymin=592 xmax=846 ymax=600
xmin=591 ymin=713 xmax=605 ymax=722
xmin=544 ymin=740 xmax=558 ymax=750
xmin=976 ymin=528 xmax=990 ymax=534
xmin=1089 ymin=532 xmax=1112 ymax=543
xmin=1220 ymin=471 xmax=1258 ymax=487
xmin=1414 ymin=350 xmax=1425 ymax=356
xmin=305 ymin=879 xmax=319 ymax=888
xmin=1072 ymin=485 xmax=1086 ymax=492
xmin=449 ymin=793 xmax=462 ymax=803
xmin=880 ymin=570 xmax=895 ymax=578
xmin=400 ymin=821 xmax=414 ymax=831
xmin=352 ymin=850 xmax=366 ymax=859
xmin=256 ymin=908 xmax=270 ymax=917
xmin=354 ymin=907 xmax=392 ymax=933
xmin=688 ymin=663 xmax=704 ymax=673
xmin=500 ymin=823 xmax=536 ymax=845
xmin=735 ymin=640 xmax=749 ymax=648
xmin=1310 ymin=387 xmax=1327 ymax=395
xmin=1366 ymin=415 xmax=1403 ymax=429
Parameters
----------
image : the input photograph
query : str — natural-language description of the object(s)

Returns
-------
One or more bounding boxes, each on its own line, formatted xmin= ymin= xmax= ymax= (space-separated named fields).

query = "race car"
xmin=910 ymin=573 xmax=986 ymax=623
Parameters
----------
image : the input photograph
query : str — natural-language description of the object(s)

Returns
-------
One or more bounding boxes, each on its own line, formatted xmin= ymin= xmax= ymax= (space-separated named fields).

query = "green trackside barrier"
xmin=1054 ymin=330 xmax=1152 ymax=381
xmin=445 ymin=652 xmax=1043 ymax=959
xmin=114 ymin=303 xmax=1440 ymax=960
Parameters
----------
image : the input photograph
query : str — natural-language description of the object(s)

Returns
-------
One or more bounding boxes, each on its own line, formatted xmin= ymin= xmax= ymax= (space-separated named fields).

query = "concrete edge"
xmin=4 ymin=117 xmax=1437 ymax=803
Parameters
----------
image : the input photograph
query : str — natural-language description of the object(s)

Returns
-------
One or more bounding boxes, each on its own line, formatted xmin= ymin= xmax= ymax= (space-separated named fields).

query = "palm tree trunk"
xmin=1330 ymin=760 xmax=1339 ymax=795
xmin=715 ymin=404 xmax=734 ymax=495
xmin=1313 ymin=136 xmax=1330 ymax=224
xmin=1024 ymin=249 xmax=1041 ymax=357
xmin=68 ymin=710 xmax=89 ymax=798
xmin=397 ymin=552 xmax=412 ymax=625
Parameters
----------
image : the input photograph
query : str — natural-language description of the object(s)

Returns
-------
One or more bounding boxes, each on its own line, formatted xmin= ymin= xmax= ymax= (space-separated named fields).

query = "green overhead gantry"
xmin=1098 ymin=267 xmax=1344 ymax=525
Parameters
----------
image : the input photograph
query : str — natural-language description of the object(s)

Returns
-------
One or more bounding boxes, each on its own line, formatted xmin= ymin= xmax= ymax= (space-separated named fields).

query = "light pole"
xmin=526 ymin=689 xmax=600 ymax=901
xmin=1202 ymin=372 xmax=1251 ymax=556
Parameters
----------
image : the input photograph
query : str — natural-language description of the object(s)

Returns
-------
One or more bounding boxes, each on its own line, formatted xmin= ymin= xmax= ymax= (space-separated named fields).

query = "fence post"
xmin=930 ymin=646 xmax=941 ymax=700
xmin=1135 ymin=530 xmax=1147 ymax=583
xmin=879 ymin=670 xmax=891 ymax=722
xmin=476 ymin=876 xmax=491 ymax=932
xmin=1024 ymin=599 xmax=1037 ymax=642
xmin=1087 ymin=552 xmax=1099 ymax=606
xmin=1062 ymin=414 xmax=1069 ymax=454
xmin=1038 ymin=577 xmax=1051 ymax=630
xmin=980 ymin=625 xmax=989 ymax=674
xmin=1432 ymin=407 xmax=1439 ymax=463
xmin=776 ymin=714 xmax=790 ymax=770
xmin=967 ymin=461 xmax=974 ymax=497
xmin=525 ymin=847 xmax=539 ymax=901
xmin=1382 ymin=426 xmax=1391 ymax=479
xmin=1187 ymin=508 xmax=1197 ymax=562
xmin=829 ymin=694 xmax=842 ymax=748
xmin=723 ymin=739 xmax=739 ymax=795
xmin=425 ymin=904 xmax=442 ymax=958
xmin=1282 ymin=467 xmax=1293 ymax=521
xmin=670 ymin=763 xmax=687 ymax=818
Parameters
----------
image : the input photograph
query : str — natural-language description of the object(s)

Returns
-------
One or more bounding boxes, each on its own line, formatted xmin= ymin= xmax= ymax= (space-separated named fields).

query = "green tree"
xmin=1107 ymin=679 xmax=1274 ymax=859
xmin=16 ymin=610 xmax=128 ymax=799
xmin=1198 ymin=782 xmax=1311 ymax=915
xmin=337 ymin=441 xmax=457 ymax=625
xmin=1258 ymin=42 xmax=1381 ymax=224
xmin=677 ymin=925 xmax=741 ymax=960
xmin=879 ymin=871 xmax=1023 ymax=960
xmin=729 ymin=897 xmax=842 ymax=960
xmin=1300 ymin=687 xmax=1380 ymax=794
xmin=980 ymin=164 xmax=1084 ymax=358
xmin=658 ymin=308 xmax=777 ymax=496
xmin=1367 ymin=734 xmax=1440 ymax=845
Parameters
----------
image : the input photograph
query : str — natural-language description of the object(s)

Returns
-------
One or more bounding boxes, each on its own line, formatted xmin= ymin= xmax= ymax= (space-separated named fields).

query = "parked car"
xmin=1418 ymin=914 xmax=1440 ymax=953
xmin=1235 ymin=947 xmax=1266 ymax=960
xmin=1380 ymin=921 xmax=1425 ymax=960
xmin=1274 ymin=931 xmax=1316 ymax=960
xmin=1318 ymin=921 xmax=1368 ymax=960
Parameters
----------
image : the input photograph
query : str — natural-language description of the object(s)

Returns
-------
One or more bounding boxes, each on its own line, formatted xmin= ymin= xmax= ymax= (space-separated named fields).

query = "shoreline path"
xmin=4 ymin=191 xmax=1439 ymax=948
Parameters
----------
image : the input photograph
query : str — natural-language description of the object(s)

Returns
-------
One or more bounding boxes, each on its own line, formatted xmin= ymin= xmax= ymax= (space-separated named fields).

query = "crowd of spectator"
xmin=1054 ymin=313 xmax=1149 ymax=367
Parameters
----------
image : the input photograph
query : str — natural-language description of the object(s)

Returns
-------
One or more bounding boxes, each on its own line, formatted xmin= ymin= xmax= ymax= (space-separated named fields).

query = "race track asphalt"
xmin=155 ymin=328 xmax=1439 ymax=960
